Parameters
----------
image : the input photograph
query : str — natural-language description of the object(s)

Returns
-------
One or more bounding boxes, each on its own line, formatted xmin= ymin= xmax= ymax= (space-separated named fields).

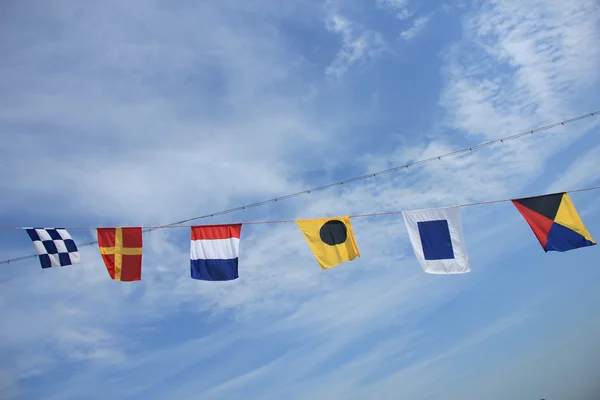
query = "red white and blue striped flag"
xmin=190 ymin=224 xmax=242 ymax=281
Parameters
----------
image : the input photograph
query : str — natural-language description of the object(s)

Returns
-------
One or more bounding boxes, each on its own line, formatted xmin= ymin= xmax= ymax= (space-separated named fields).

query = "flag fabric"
xmin=25 ymin=228 xmax=80 ymax=269
xmin=402 ymin=207 xmax=470 ymax=274
xmin=512 ymin=192 xmax=596 ymax=252
xmin=296 ymin=216 xmax=360 ymax=270
xmin=190 ymin=224 xmax=242 ymax=281
xmin=97 ymin=227 xmax=143 ymax=281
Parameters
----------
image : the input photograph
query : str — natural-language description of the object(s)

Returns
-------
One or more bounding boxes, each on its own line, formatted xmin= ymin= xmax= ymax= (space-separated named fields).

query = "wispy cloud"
xmin=376 ymin=0 xmax=413 ymax=20
xmin=324 ymin=6 xmax=386 ymax=78
xmin=400 ymin=15 xmax=431 ymax=40
xmin=434 ymin=0 xmax=600 ymax=213
xmin=0 ymin=1 xmax=325 ymax=225
xmin=440 ymin=0 xmax=600 ymax=139
xmin=546 ymin=144 xmax=600 ymax=193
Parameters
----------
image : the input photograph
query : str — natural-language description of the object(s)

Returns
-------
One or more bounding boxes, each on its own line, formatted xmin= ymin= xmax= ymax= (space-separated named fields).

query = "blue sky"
xmin=1 ymin=0 xmax=600 ymax=399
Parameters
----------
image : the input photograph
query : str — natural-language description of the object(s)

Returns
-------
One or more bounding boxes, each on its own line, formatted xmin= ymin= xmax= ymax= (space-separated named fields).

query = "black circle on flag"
xmin=319 ymin=220 xmax=347 ymax=246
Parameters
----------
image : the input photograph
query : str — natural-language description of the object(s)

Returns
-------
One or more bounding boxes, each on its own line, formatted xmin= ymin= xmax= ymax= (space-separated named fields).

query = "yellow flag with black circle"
xmin=296 ymin=216 xmax=360 ymax=270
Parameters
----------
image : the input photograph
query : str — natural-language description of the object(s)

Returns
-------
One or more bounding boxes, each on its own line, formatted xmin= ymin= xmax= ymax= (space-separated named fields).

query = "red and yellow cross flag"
xmin=97 ymin=227 xmax=143 ymax=281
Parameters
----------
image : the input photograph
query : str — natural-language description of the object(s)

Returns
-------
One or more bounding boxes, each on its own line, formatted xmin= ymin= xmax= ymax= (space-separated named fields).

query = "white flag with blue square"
xmin=402 ymin=207 xmax=470 ymax=274
xmin=25 ymin=228 xmax=81 ymax=269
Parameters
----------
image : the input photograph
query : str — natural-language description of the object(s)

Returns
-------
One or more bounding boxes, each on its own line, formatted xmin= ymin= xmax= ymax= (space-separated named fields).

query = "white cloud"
xmin=435 ymin=0 xmax=600 ymax=211
xmin=546 ymin=144 xmax=600 ymax=193
xmin=376 ymin=0 xmax=413 ymax=20
xmin=440 ymin=0 xmax=600 ymax=140
xmin=324 ymin=7 xmax=386 ymax=78
xmin=0 ymin=1 xmax=329 ymax=225
xmin=400 ymin=15 xmax=430 ymax=40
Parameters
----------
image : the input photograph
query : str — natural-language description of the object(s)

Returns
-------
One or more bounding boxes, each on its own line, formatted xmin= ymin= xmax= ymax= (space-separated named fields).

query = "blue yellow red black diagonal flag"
xmin=512 ymin=192 xmax=596 ymax=252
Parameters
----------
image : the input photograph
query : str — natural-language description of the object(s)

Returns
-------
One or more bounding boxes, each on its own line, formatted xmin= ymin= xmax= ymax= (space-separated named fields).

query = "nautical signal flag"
xmin=296 ymin=216 xmax=360 ymax=270
xmin=402 ymin=207 xmax=470 ymax=274
xmin=97 ymin=227 xmax=143 ymax=281
xmin=190 ymin=224 xmax=242 ymax=281
xmin=25 ymin=228 xmax=81 ymax=269
xmin=512 ymin=192 xmax=596 ymax=252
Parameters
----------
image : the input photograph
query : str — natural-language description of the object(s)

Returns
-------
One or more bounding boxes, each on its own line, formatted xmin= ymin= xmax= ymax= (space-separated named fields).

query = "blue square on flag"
xmin=417 ymin=220 xmax=454 ymax=260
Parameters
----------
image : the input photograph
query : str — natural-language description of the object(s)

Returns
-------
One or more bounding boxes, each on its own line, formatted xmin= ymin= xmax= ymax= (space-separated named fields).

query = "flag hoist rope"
xmin=1 ymin=110 xmax=598 ymax=265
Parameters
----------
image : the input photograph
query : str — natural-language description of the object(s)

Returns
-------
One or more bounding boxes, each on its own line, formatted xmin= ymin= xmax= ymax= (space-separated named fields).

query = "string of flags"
xmin=12 ymin=191 xmax=597 ymax=281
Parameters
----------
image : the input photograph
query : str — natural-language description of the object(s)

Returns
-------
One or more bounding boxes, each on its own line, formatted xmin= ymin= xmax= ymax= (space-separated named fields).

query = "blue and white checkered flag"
xmin=25 ymin=228 xmax=81 ymax=269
